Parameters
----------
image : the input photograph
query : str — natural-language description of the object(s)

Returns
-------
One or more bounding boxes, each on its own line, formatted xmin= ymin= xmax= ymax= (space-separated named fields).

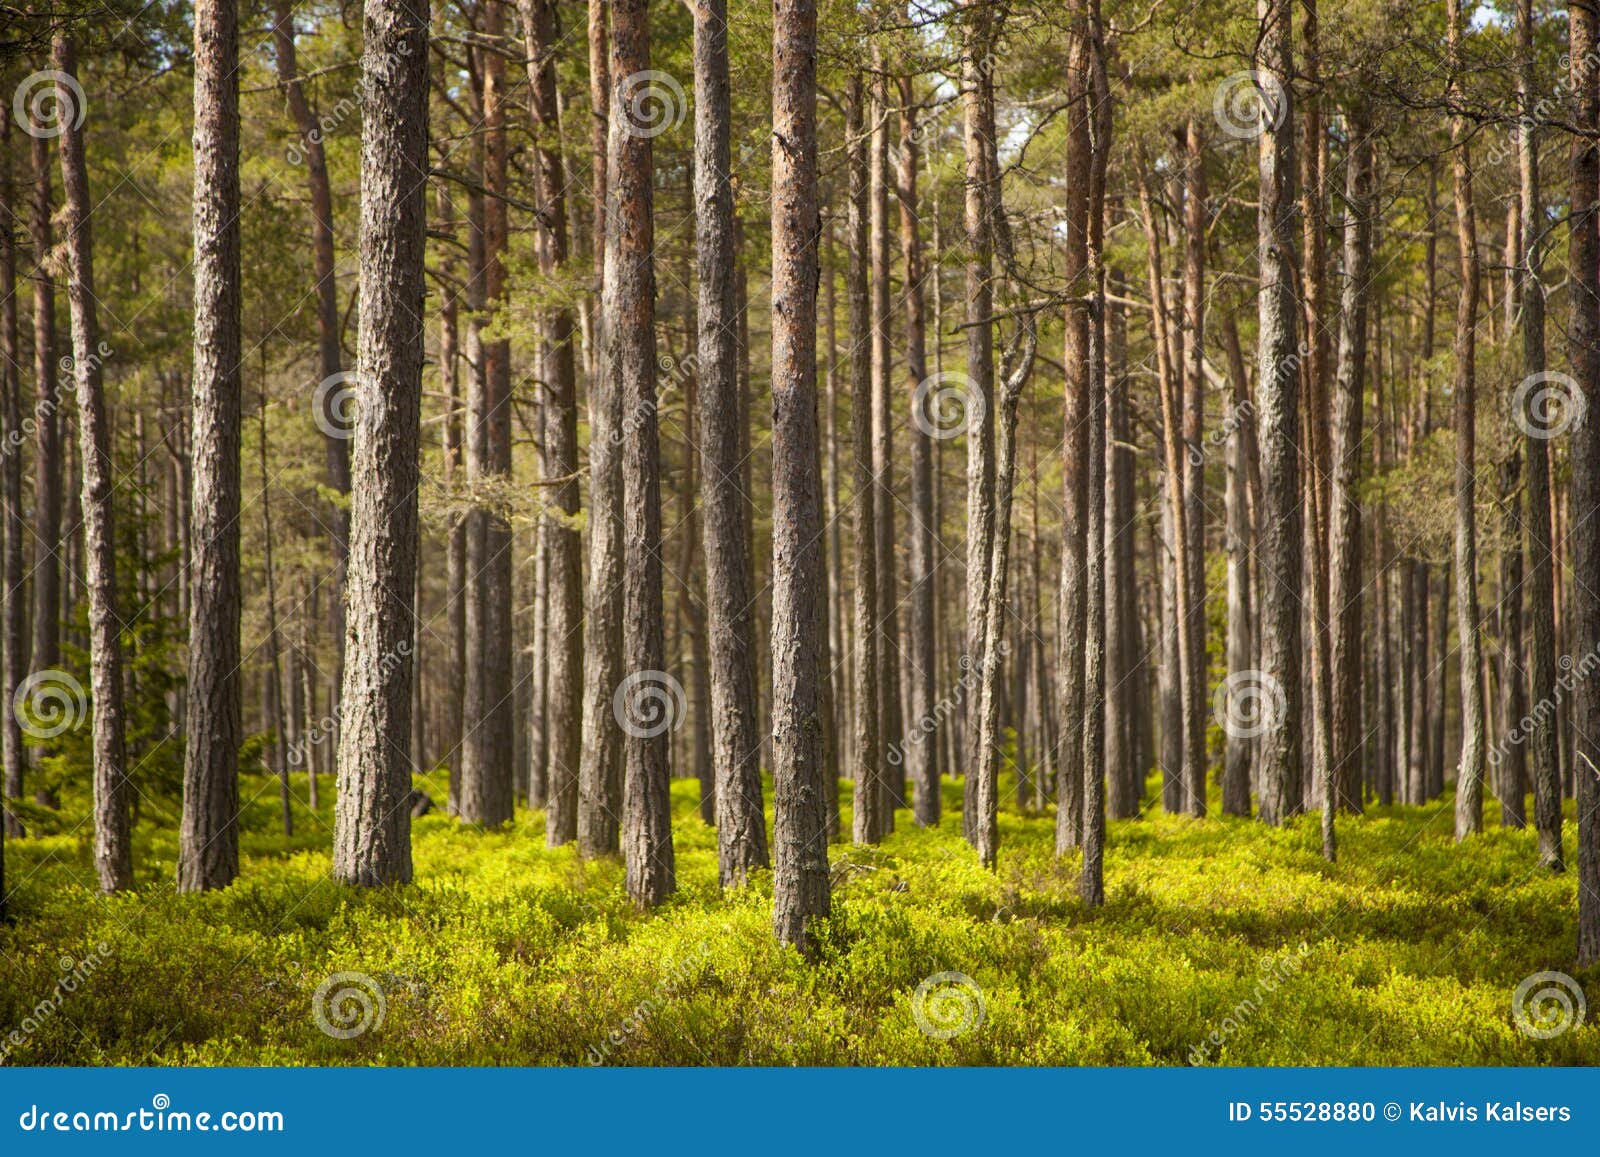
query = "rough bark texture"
xmin=1328 ymin=106 xmax=1372 ymax=817
xmin=1521 ymin=0 xmax=1561 ymax=869
xmin=869 ymin=60 xmax=903 ymax=815
xmin=1568 ymin=0 xmax=1600 ymax=965
xmin=957 ymin=18 xmax=997 ymax=816
xmin=770 ymin=0 xmax=831 ymax=947
xmin=1449 ymin=0 xmax=1486 ymax=841
xmin=29 ymin=130 xmax=61 ymax=786
xmin=180 ymin=0 xmax=244 ymax=893
xmin=55 ymin=36 xmax=133 ymax=893
xmin=1221 ymin=313 xmax=1255 ymax=817
xmin=1056 ymin=20 xmax=1090 ymax=850
xmin=900 ymin=76 xmax=938 ymax=829
xmin=609 ymin=0 xmax=675 ymax=908
xmin=1179 ymin=117 xmax=1207 ymax=818
xmin=1254 ymin=0 xmax=1304 ymax=827
xmin=0 ymin=104 xmax=24 ymax=844
xmin=520 ymin=0 xmax=584 ymax=848
xmin=694 ymin=0 xmax=768 ymax=882
xmin=332 ymin=0 xmax=428 ymax=886
xmin=846 ymin=76 xmax=884 ymax=848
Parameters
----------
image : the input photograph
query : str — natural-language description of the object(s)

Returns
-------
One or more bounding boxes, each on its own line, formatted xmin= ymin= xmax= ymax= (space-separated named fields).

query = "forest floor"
xmin=1 ymin=770 xmax=1596 ymax=1065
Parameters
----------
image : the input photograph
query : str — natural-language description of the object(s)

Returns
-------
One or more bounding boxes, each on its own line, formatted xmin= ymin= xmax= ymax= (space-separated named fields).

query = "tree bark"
xmin=180 ymin=0 xmax=244 ymax=892
xmin=1328 ymin=104 xmax=1373 ymax=817
xmin=29 ymin=129 xmax=62 ymax=800
xmin=608 ymin=0 xmax=675 ymax=908
xmin=0 ymin=103 xmax=24 ymax=844
xmin=1179 ymin=117 xmax=1207 ymax=818
xmin=520 ymin=0 xmax=585 ymax=847
xmin=1567 ymin=0 xmax=1600 ymax=964
xmin=1520 ymin=0 xmax=1561 ymax=868
xmin=770 ymin=0 xmax=831 ymax=947
xmin=694 ymin=0 xmax=768 ymax=882
xmin=332 ymin=0 xmax=428 ymax=886
xmin=900 ymin=75 xmax=938 ymax=829
xmin=1449 ymin=0 xmax=1486 ymax=841
xmin=54 ymin=35 xmax=133 ymax=893
xmin=1254 ymin=0 xmax=1304 ymax=827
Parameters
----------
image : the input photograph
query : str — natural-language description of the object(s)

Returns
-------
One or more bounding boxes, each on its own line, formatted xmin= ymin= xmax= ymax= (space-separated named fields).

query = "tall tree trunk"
xmin=54 ymin=36 xmax=132 ymax=892
xmin=0 ymin=104 xmax=24 ymax=844
xmin=1179 ymin=118 xmax=1207 ymax=818
xmin=608 ymin=0 xmax=675 ymax=908
xmin=436 ymin=183 xmax=466 ymax=809
xmin=1328 ymin=104 xmax=1373 ymax=817
xmin=520 ymin=0 xmax=585 ymax=847
xmin=29 ymin=129 xmax=61 ymax=803
xmin=1521 ymin=0 xmax=1561 ymax=868
xmin=258 ymin=396 xmax=291 ymax=836
xmin=578 ymin=0 xmax=623 ymax=859
xmin=869 ymin=57 xmax=904 ymax=815
xmin=694 ymin=0 xmax=768 ymax=882
xmin=900 ymin=76 xmax=938 ymax=829
xmin=332 ymin=0 xmax=428 ymax=886
xmin=770 ymin=0 xmax=830 ymax=947
xmin=459 ymin=1 xmax=515 ymax=828
xmin=1254 ymin=0 xmax=1304 ymax=827
xmin=1079 ymin=3 xmax=1110 ymax=906
xmin=846 ymin=76 xmax=884 ymax=847
xmin=180 ymin=0 xmax=244 ymax=892
xmin=1449 ymin=0 xmax=1486 ymax=840
xmin=1567 ymin=0 xmax=1600 ymax=964
xmin=1056 ymin=22 xmax=1091 ymax=848
xmin=1221 ymin=312 xmax=1255 ymax=817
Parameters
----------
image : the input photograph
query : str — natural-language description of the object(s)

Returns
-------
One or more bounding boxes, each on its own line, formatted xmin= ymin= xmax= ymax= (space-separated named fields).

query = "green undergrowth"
xmin=2 ymin=769 xmax=1596 ymax=1065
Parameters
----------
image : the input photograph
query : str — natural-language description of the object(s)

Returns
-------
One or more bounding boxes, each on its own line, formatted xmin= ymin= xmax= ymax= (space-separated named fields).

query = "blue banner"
xmin=1 ymin=1067 xmax=1595 ymax=1154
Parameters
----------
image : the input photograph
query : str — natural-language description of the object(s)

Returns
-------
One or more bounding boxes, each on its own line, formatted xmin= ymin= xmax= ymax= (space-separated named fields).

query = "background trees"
xmin=0 ymin=0 xmax=1596 ymax=970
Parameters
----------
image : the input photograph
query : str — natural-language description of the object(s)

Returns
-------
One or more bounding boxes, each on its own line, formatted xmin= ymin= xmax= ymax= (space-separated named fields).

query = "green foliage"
xmin=3 ymin=773 xmax=1596 ymax=1065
